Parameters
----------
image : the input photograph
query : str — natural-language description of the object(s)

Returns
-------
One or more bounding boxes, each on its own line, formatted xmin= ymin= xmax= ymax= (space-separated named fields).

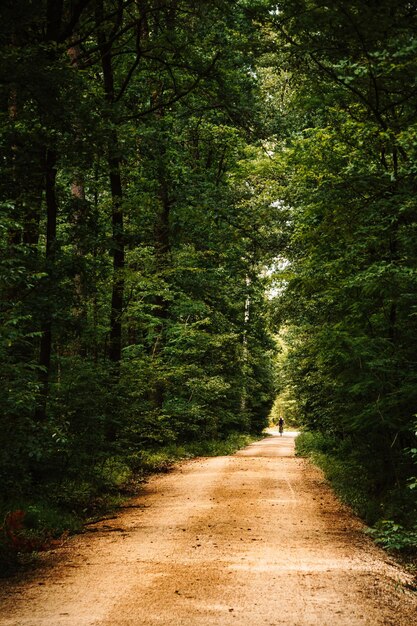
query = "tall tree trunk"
xmin=7 ymin=84 xmax=22 ymax=247
xmin=68 ymin=42 xmax=89 ymax=355
xmin=241 ymin=276 xmax=251 ymax=413
xmin=107 ymin=136 xmax=125 ymax=366
xmin=35 ymin=149 xmax=58 ymax=421
xmin=71 ymin=172 xmax=89 ymax=355
xmin=97 ymin=4 xmax=125 ymax=369
xmin=151 ymin=177 xmax=171 ymax=409
xmin=34 ymin=1 xmax=63 ymax=420
xmin=388 ymin=145 xmax=399 ymax=344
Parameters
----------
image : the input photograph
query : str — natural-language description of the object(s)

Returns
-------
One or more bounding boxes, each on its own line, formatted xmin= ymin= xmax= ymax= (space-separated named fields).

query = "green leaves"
xmin=366 ymin=521 xmax=417 ymax=552
xmin=0 ymin=2 xmax=285 ymax=575
xmin=262 ymin=0 xmax=417 ymax=534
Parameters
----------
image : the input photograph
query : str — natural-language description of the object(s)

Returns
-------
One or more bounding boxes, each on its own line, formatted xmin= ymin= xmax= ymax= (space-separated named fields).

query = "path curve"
xmin=1 ymin=432 xmax=416 ymax=625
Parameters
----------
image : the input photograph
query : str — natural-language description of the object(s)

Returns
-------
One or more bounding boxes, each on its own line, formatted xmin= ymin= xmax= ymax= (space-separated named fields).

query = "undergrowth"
xmin=130 ymin=432 xmax=258 ymax=474
xmin=0 ymin=431 xmax=259 ymax=577
xmin=295 ymin=431 xmax=417 ymax=560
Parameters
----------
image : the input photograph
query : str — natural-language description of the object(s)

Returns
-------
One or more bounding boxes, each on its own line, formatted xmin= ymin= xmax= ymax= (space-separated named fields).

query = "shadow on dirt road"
xmin=1 ymin=432 xmax=416 ymax=625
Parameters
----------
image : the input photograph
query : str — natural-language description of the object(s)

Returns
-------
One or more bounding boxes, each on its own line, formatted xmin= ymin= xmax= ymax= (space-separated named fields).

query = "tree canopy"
xmin=267 ymin=0 xmax=417 ymax=529
xmin=1 ymin=0 xmax=417 ymax=563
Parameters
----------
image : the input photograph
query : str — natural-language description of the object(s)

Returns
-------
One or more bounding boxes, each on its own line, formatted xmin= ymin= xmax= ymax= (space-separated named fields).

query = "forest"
xmin=1 ymin=0 xmax=417 ymax=568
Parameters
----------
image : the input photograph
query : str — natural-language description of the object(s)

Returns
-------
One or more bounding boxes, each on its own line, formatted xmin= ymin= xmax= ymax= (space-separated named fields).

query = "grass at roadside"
xmin=130 ymin=432 xmax=260 ymax=474
xmin=295 ymin=431 xmax=417 ymax=568
xmin=0 ymin=432 xmax=261 ymax=577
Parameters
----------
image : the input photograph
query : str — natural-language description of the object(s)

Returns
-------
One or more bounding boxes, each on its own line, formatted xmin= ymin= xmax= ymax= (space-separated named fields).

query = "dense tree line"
xmin=268 ymin=1 xmax=417 ymax=531
xmin=0 ymin=0 xmax=278 ymax=529
xmin=2 ymin=0 xmax=417 ymax=564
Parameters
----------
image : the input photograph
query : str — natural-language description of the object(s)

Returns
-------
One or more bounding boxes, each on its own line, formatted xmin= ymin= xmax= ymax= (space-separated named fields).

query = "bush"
xmin=295 ymin=431 xmax=336 ymax=457
xmin=0 ymin=504 xmax=81 ymax=577
xmin=295 ymin=430 xmax=415 ymax=529
xmin=0 ymin=429 xmax=259 ymax=575
xmin=129 ymin=432 xmax=260 ymax=475
xmin=366 ymin=520 xmax=417 ymax=553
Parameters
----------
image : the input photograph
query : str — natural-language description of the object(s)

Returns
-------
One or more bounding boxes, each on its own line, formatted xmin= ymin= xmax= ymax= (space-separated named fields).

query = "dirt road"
xmin=1 ymin=432 xmax=416 ymax=625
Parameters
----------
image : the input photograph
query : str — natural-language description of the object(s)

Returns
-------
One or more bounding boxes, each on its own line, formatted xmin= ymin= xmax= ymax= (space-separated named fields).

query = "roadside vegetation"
xmin=0 ymin=1 xmax=279 ymax=576
xmin=295 ymin=432 xmax=417 ymax=563
xmin=0 ymin=432 xmax=260 ymax=576
xmin=268 ymin=0 xmax=417 ymax=564
xmin=2 ymin=0 xmax=417 ymax=578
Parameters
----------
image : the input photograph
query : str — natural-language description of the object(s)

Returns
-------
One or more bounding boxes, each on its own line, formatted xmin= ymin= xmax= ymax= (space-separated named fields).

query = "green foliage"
xmin=296 ymin=431 xmax=417 ymax=552
xmin=179 ymin=432 xmax=261 ymax=457
xmin=0 ymin=503 xmax=81 ymax=577
xmin=264 ymin=0 xmax=417 ymax=541
xmin=295 ymin=431 xmax=336 ymax=458
xmin=366 ymin=521 xmax=417 ymax=554
xmin=23 ymin=504 xmax=81 ymax=538
xmin=0 ymin=0 xmax=280 ymax=577
xmin=130 ymin=432 xmax=261 ymax=473
xmin=0 ymin=0 xmax=276 ymax=515
xmin=0 ymin=429 xmax=259 ymax=575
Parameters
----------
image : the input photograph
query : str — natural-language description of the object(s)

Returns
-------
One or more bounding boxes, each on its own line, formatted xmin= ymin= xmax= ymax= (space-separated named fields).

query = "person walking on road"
xmin=278 ymin=417 xmax=284 ymax=436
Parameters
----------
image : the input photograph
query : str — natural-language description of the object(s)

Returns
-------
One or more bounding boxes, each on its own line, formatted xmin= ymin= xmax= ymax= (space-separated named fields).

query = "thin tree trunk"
xmin=68 ymin=42 xmax=89 ymax=355
xmin=7 ymin=85 xmax=22 ymax=247
xmin=107 ymin=139 xmax=125 ymax=365
xmin=33 ymin=0 xmax=64 ymax=420
xmin=151 ymin=177 xmax=171 ymax=409
xmin=97 ymin=4 xmax=125 ymax=368
xmin=241 ymin=276 xmax=251 ymax=412
xmin=35 ymin=149 xmax=58 ymax=421
xmin=388 ymin=145 xmax=399 ymax=344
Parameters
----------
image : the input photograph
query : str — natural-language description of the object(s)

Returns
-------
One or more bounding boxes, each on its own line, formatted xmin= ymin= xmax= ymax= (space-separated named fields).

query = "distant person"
xmin=278 ymin=417 xmax=284 ymax=436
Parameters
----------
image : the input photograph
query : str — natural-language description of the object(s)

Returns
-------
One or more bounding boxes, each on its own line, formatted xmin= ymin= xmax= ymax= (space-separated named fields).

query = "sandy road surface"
xmin=1 ymin=432 xmax=417 ymax=626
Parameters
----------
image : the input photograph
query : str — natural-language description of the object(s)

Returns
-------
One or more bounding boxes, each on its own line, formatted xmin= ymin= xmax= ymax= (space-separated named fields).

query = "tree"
xmin=0 ymin=0 xmax=278 ymax=512
xmin=267 ymin=0 xmax=417 ymax=520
